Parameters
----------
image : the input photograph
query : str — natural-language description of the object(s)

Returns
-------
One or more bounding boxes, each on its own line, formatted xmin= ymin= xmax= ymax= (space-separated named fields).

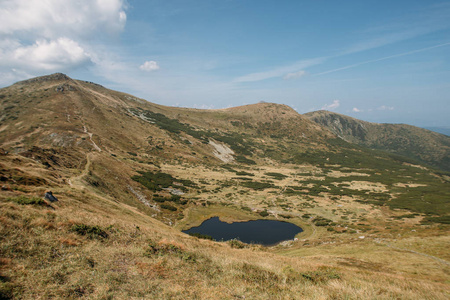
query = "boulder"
xmin=44 ymin=191 xmax=58 ymax=202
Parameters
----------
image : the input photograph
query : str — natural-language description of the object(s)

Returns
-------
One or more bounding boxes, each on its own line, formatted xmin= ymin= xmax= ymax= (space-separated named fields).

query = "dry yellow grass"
xmin=1 ymin=182 xmax=449 ymax=299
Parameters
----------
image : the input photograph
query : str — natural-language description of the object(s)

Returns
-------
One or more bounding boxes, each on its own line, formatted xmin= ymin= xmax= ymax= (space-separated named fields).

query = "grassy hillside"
xmin=0 ymin=74 xmax=449 ymax=299
xmin=305 ymin=110 xmax=450 ymax=172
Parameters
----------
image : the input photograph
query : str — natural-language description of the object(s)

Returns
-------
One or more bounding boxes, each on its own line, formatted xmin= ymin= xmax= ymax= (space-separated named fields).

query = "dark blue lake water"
xmin=182 ymin=217 xmax=303 ymax=246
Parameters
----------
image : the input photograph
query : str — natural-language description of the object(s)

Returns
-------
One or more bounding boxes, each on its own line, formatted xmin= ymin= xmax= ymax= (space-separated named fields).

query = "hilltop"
xmin=0 ymin=74 xmax=449 ymax=299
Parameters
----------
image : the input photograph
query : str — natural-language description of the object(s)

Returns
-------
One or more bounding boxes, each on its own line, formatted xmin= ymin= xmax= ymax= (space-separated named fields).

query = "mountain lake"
xmin=182 ymin=217 xmax=303 ymax=246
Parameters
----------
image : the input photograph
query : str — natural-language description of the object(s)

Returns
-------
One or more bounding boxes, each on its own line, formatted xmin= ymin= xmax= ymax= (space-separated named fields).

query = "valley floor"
xmin=1 ymin=185 xmax=449 ymax=299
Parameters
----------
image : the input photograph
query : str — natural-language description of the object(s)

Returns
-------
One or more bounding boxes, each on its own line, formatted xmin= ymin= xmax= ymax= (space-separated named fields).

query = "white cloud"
xmin=193 ymin=103 xmax=215 ymax=109
xmin=321 ymin=100 xmax=340 ymax=110
xmin=377 ymin=105 xmax=394 ymax=111
xmin=0 ymin=0 xmax=126 ymax=84
xmin=283 ymin=70 xmax=306 ymax=80
xmin=140 ymin=61 xmax=160 ymax=71
xmin=350 ymin=106 xmax=393 ymax=114
xmin=12 ymin=38 xmax=91 ymax=71
xmin=0 ymin=0 xmax=126 ymax=39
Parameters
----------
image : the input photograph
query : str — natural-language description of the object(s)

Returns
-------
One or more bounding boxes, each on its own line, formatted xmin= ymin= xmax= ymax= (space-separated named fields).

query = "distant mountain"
xmin=304 ymin=110 xmax=450 ymax=172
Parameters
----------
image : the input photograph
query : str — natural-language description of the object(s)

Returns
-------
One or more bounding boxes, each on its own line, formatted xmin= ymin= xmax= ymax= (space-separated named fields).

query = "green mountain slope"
xmin=305 ymin=110 xmax=450 ymax=172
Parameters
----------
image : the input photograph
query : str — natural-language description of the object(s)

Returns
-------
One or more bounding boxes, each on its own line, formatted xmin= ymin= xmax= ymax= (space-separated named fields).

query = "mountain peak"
xmin=16 ymin=73 xmax=72 ymax=85
xmin=221 ymin=102 xmax=299 ymax=119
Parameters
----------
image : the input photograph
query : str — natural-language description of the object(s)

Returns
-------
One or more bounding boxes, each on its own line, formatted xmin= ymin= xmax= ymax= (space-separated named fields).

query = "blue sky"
xmin=1 ymin=0 xmax=449 ymax=127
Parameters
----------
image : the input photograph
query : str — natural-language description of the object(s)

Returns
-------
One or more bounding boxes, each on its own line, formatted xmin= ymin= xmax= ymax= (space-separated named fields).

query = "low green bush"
xmin=241 ymin=181 xmax=275 ymax=190
xmin=145 ymin=240 xmax=197 ymax=262
xmin=228 ymin=239 xmax=245 ymax=249
xmin=160 ymin=204 xmax=177 ymax=211
xmin=300 ymin=267 xmax=340 ymax=283
xmin=188 ymin=233 xmax=215 ymax=240
xmin=235 ymin=171 xmax=255 ymax=176
xmin=265 ymin=172 xmax=288 ymax=180
xmin=70 ymin=224 xmax=108 ymax=239
xmin=421 ymin=215 xmax=450 ymax=224
xmin=8 ymin=196 xmax=45 ymax=205
xmin=259 ymin=210 xmax=269 ymax=217
xmin=313 ymin=217 xmax=332 ymax=226
xmin=235 ymin=155 xmax=256 ymax=165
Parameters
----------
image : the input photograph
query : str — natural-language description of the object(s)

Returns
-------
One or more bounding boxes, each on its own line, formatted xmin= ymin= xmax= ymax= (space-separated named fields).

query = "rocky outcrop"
xmin=17 ymin=73 xmax=72 ymax=85
xmin=304 ymin=110 xmax=368 ymax=143
xmin=55 ymin=83 xmax=76 ymax=92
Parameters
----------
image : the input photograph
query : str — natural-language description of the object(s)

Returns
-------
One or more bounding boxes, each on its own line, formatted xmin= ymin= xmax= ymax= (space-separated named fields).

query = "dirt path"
xmin=83 ymin=125 xmax=102 ymax=152
xmin=68 ymin=152 xmax=93 ymax=188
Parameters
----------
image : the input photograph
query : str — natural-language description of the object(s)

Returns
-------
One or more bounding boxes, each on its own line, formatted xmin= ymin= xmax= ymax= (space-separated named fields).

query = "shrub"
xmin=280 ymin=214 xmax=292 ymax=219
xmin=160 ymin=204 xmax=177 ymax=211
xmin=132 ymin=171 xmax=174 ymax=191
xmin=393 ymin=214 xmax=419 ymax=220
xmin=300 ymin=267 xmax=340 ymax=283
xmin=70 ymin=224 xmax=108 ymax=239
xmin=146 ymin=240 xmax=182 ymax=256
xmin=132 ymin=170 xmax=198 ymax=192
xmin=241 ymin=206 xmax=252 ymax=212
xmin=313 ymin=217 xmax=332 ymax=226
xmin=235 ymin=155 xmax=256 ymax=165
xmin=265 ymin=172 xmax=288 ymax=180
xmin=228 ymin=239 xmax=245 ymax=249
xmin=235 ymin=171 xmax=255 ymax=177
xmin=233 ymin=176 xmax=253 ymax=181
xmin=259 ymin=210 xmax=269 ymax=217
xmin=188 ymin=233 xmax=215 ymax=240
xmin=153 ymin=196 xmax=166 ymax=203
xmin=241 ymin=181 xmax=275 ymax=190
xmin=421 ymin=215 xmax=450 ymax=224
xmin=222 ymin=164 xmax=237 ymax=173
xmin=8 ymin=196 xmax=45 ymax=205
xmin=145 ymin=240 xmax=197 ymax=262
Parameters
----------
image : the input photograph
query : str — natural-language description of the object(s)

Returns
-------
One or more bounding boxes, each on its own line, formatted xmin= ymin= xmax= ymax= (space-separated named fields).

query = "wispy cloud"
xmin=233 ymin=57 xmax=325 ymax=83
xmin=341 ymin=3 xmax=450 ymax=55
xmin=378 ymin=105 xmax=394 ymax=111
xmin=314 ymin=42 xmax=450 ymax=77
xmin=283 ymin=70 xmax=307 ymax=80
xmin=233 ymin=3 xmax=450 ymax=85
xmin=322 ymin=100 xmax=340 ymax=110
xmin=350 ymin=105 xmax=394 ymax=114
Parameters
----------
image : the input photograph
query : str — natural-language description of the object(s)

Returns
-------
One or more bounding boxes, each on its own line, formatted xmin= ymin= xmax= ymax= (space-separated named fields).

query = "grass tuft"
xmin=7 ymin=196 xmax=45 ymax=206
xmin=228 ymin=239 xmax=245 ymax=249
xmin=70 ymin=224 xmax=109 ymax=239
xmin=300 ymin=267 xmax=341 ymax=283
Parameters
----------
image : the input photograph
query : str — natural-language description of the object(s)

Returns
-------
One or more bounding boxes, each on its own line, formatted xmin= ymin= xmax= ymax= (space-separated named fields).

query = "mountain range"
xmin=0 ymin=74 xmax=448 ymax=299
